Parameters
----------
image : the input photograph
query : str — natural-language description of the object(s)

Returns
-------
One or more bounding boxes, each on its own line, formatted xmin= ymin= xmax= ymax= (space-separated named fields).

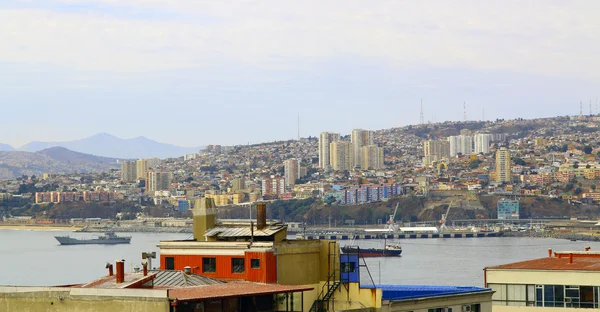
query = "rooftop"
xmin=363 ymin=284 xmax=491 ymax=301
xmin=167 ymin=282 xmax=313 ymax=300
xmin=486 ymin=257 xmax=600 ymax=271
xmin=204 ymin=223 xmax=286 ymax=238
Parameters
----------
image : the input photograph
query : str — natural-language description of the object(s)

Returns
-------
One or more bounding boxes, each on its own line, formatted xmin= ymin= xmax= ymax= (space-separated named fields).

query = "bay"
xmin=1 ymin=229 xmax=597 ymax=287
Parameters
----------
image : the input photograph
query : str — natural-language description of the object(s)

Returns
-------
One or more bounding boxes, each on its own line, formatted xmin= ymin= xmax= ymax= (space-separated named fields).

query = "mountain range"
xmin=5 ymin=133 xmax=201 ymax=159
xmin=0 ymin=147 xmax=122 ymax=178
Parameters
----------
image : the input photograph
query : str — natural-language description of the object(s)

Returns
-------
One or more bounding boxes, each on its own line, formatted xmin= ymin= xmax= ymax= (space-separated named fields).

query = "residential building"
xmin=146 ymin=158 xmax=161 ymax=169
xmin=136 ymin=159 xmax=148 ymax=180
xmin=261 ymin=176 xmax=285 ymax=197
xmin=351 ymin=129 xmax=373 ymax=169
xmin=146 ymin=171 xmax=173 ymax=193
xmin=232 ymin=178 xmax=245 ymax=191
xmin=330 ymin=141 xmax=353 ymax=171
xmin=485 ymin=248 xmax=600 ymax=311
xmin=448 ymin=135 xmax=473 ymax=157
xmin=474 ymin=133 xmax=492 ymax=154
xmin=284 ymin=158 xmax=301 ymax=188
xmin=360 ymin=145 xmax=384 ymax=170
xmin=423 ymin=140 xmax=450 ymax=166
xmin=496 ymin=148 xmax=511 ymax=183
xmin=497 ymin=199 xmax=519 ymax=219
xmin=120 ymin=160 xmax=137 ymax=182
xmin=318 ymin=132 xmax=340 ymax=170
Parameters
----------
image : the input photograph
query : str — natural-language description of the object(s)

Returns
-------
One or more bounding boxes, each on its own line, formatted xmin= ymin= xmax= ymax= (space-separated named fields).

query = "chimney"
xmin=116 ymin=260 xmax=125 ymax=283
xmin=256 ymin=202 xmax=267 ymax=230
xmin=193 ymin=197 xmax=216 ymax=241
xmin=585 ymin=246 xmax=591 ymax=251
xmin=569 ymin=253 xmax=573 ymax=264
xmin=548 ymin=248 xmax=553 ymax=258
xmin=142 ymin=262 xmax=148 ymax=277
xmin=184 ymin=266 xmax=192 ymax=275
xmin=106 ymin=263 xmax=114 ymax=276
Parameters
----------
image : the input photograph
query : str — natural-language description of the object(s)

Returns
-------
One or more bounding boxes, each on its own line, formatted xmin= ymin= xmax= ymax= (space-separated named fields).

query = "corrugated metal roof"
xmin=362 ymin=284 xmax=490 ymax=301
xmin=167 ymin=282 xmax=313 ymax=300
xmin=147 ymin=270 xmax=223 ymax=287
xmin=204 ymin=224 xmax=286 ymax=238
xmin=486 ymin=257 xmax=600 ymax=271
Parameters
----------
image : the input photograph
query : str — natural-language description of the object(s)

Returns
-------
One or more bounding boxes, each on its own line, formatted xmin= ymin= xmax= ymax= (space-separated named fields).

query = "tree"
xmin=513 ymin=158 xmax=526 ymax=166
xmin=469 ymin=160 xmax=482 ymax=169
xmin=561 ymin=144 xmax=568 ymax=152
xmin=592 ymin=184 xmax=596 ymax=191
xmin=584 ymin=145 xmax=593 ymax=154
xmin=574 ymin=187 xmax=583 ymax=195
xmin=573 ymin=162 xmax=579 ymax=169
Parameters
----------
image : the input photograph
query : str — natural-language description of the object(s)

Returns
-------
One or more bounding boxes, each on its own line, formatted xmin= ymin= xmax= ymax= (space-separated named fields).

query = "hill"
xmin=37 ymin=147 xmax=122 ymax=164
xmin=0 ymin=143 xmax=13 ymax=151
xmin=0 ymin=148 xmax=120 ymax=178
xmin=18 ymin=133 xmax=201 ymax=159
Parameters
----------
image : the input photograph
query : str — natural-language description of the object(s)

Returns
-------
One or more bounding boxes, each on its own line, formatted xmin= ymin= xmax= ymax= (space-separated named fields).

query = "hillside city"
xmin=2 ymin=114 xmax=600 ymax=227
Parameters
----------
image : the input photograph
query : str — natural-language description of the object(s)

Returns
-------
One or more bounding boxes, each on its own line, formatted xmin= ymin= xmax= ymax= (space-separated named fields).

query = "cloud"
xmin=1 ymin=0 xmax=600 ymax=79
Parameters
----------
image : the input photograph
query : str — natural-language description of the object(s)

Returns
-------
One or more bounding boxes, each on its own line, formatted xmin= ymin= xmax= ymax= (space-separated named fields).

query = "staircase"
xmin=309 ymin=241 xmax=341 ymax=312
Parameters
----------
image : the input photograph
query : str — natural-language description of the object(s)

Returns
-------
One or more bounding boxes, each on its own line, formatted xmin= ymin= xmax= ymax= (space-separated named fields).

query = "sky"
xmin=2 ymin=0 xmax=600 ymax=148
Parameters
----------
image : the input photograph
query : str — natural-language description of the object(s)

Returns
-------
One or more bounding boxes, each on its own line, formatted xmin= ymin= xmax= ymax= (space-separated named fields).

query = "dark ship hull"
xmin=341 ymin=246 xmax=402 ymax=257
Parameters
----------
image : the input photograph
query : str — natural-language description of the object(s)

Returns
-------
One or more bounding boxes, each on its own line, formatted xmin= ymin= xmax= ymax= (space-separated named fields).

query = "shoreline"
xmin=0 ymin=224 xmax=83 ymax=231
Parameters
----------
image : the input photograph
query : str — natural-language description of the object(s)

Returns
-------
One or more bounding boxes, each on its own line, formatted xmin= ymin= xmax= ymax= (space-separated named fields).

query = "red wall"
xmin=160 ymin=251 xmax=277 ymax=283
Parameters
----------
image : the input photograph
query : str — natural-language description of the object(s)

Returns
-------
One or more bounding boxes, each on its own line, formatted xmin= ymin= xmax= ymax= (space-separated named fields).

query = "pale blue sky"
xmin=1 ymin=0 xmax=600 ymax=148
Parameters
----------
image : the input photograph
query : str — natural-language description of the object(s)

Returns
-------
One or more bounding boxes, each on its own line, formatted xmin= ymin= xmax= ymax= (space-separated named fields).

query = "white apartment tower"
xmin=474 ymin=134 xmax=492 ymax=154
xmin=448 ymin=135 xmax=473 ymax=157
xmin=351 ymin=129 xmax=373 ymax=169
xmin=318 ymin=132 xmax=340 ymax=170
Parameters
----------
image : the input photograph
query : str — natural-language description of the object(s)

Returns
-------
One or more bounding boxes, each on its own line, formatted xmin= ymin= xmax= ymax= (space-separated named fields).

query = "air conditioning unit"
xmin=462 ymin=305 xmax=472 ymax=312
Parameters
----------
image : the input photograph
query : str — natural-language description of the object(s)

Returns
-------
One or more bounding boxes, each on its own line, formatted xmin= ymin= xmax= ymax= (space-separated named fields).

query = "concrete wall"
xmin=275 ymin=239 xmax=323 ymax=285
xmin=0 ymin=287 xmax=169 ymax=312
xmin=490 ymin=306 xmax=583 ymax=312
xmin=382 ymin=292 xmax=492 ymax=312
xmin=486 ymin=269 xmax=600 ymax=286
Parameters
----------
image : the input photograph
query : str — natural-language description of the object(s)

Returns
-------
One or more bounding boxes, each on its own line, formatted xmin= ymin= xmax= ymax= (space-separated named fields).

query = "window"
xmin=203 ymin=257 xmax=216 ymax=273
xmin=165 ymin=257 xmax=174 ymax=270
xmin=341 ymin=262 xmax=356 ymax=273
xmin=427 ymin=308 xmax=447 ymax=312
xmin=251 ymin=258 xmax=260 ymax=269
xmin=232 ymin=258 xmax=244 ymax=274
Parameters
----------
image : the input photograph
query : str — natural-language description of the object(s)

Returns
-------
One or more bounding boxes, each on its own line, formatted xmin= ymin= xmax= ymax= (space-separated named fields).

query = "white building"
xmin=318 ymin=132 xmax=340 ymax=170
xmin=474 ymin=133 xmax=492 ymax=154
xmin=448 ymin=135 xmax=473 ymax=157
xmin=351 ymin=129 xmax=373 ymax=169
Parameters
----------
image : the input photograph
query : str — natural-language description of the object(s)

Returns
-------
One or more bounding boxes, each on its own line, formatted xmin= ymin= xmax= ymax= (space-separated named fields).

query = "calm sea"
xmin=0 ymin=229 xmax=596 ymax=287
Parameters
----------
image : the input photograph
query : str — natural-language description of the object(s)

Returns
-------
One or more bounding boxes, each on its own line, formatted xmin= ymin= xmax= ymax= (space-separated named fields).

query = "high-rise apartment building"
xmin=474 ymin=134 xmax=492 ymax=154
xmin=146 ymin=171 xmax=173 ymax=193
xmin=448 ymin=135 xmax=473 ymax=157
xmin=232 ymin=178 xmax=245 ymax=191
xmin=496 ymin=148 xmax=511 ymax=183
xmin=146 ymin=158 xmax=161 ymax=169
xmin=261 ymin=176 xmax=286 ymax=197
xmin=351 ymin=129 xmax=373 ymax=169
xmin=284 ymin=158 xmax=301 ymax=187
xmin=120 ymin=161 xmax=137 ymax=182
xmin=318 ymin=132 xmax=340 ymax=170
xmin=136 ymin=159 xmax=148 ymax=180
xmin=330 ymin=141 xmax=353 ymax=171
xmin=360 ymin=145 xmax=384 ymax=170
xmin=423 ymin=140 xmax=450 ymax=159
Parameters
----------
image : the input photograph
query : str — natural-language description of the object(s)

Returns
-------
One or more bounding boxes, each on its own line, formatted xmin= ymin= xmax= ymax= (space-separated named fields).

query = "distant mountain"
xmin=0 ymin=143 xmax=13 ymax=151
xmin=0 ymin=148 xmax=120 ymax=178
xmin=18 ymin=133 xmax=201 ymax=159
xmin=37 ymin=147 xmax=121 ymax=164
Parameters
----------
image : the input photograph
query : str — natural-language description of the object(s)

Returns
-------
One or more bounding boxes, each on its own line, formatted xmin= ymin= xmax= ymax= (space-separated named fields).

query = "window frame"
xmin=231 ymin=258 xmax=245 ymax=274
xmin=202 ymin=257 xmax=217 ymax=273
xmin=251 ymin=258 xmax=260 ymax=269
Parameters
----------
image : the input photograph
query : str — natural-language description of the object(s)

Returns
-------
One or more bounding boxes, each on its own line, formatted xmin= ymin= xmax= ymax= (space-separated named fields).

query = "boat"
xmin=54 ymin=231 xmax=131 ymax=245
xmin=341 ymin=243 xmax=402 ymax=257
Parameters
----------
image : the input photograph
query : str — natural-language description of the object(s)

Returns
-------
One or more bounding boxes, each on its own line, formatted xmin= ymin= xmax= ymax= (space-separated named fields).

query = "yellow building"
xmin=360 ymin=145 xmax=384 ymax=170
xmin=330 ymin=141 xmax=353 ymax=171
xmin=136 ymin=159 xmax=148 ymax=180
xmin=496 ymin=148 xmax=511 ymax=183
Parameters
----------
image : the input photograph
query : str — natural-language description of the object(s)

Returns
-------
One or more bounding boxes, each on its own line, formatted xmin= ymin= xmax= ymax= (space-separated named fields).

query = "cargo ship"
xmin=54 ymin=231 xmax=131 ymax=245
xmin=341 ymin=243 xmax=402 ymax=257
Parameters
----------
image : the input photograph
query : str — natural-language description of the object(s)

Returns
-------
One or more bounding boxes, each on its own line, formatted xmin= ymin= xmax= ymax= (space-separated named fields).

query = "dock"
xmin=297 ymin=232 xmax=504 ymax=240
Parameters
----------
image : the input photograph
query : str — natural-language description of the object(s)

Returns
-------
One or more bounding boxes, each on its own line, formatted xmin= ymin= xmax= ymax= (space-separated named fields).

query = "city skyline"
xmin=2 ymin=1 xmax=600 ymax=147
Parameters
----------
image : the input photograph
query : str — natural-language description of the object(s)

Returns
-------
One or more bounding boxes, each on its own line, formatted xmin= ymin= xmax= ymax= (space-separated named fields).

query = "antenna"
xmin=580 ymin=101 xmax=583 ymax=117
xmin=463 ymin=101 xmax=467 ymax=121
xmin=297 ymin=113 xmax=300 ymax=140
xmin=420 ymin=99 xmax=424 ymax=124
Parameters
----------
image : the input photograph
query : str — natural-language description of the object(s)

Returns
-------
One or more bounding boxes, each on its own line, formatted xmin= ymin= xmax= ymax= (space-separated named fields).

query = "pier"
xmin=297 ymin=232 xmax=503 ymax=240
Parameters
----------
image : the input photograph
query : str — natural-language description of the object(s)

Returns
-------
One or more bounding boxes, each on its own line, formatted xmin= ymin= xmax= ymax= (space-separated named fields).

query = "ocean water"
xmin=0 ymin=229 xmax=596 ymax=287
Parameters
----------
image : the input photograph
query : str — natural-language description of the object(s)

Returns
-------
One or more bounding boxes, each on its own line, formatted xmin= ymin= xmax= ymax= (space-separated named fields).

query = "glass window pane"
xmin=544 ymin=285 xmax=555 ymax=304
